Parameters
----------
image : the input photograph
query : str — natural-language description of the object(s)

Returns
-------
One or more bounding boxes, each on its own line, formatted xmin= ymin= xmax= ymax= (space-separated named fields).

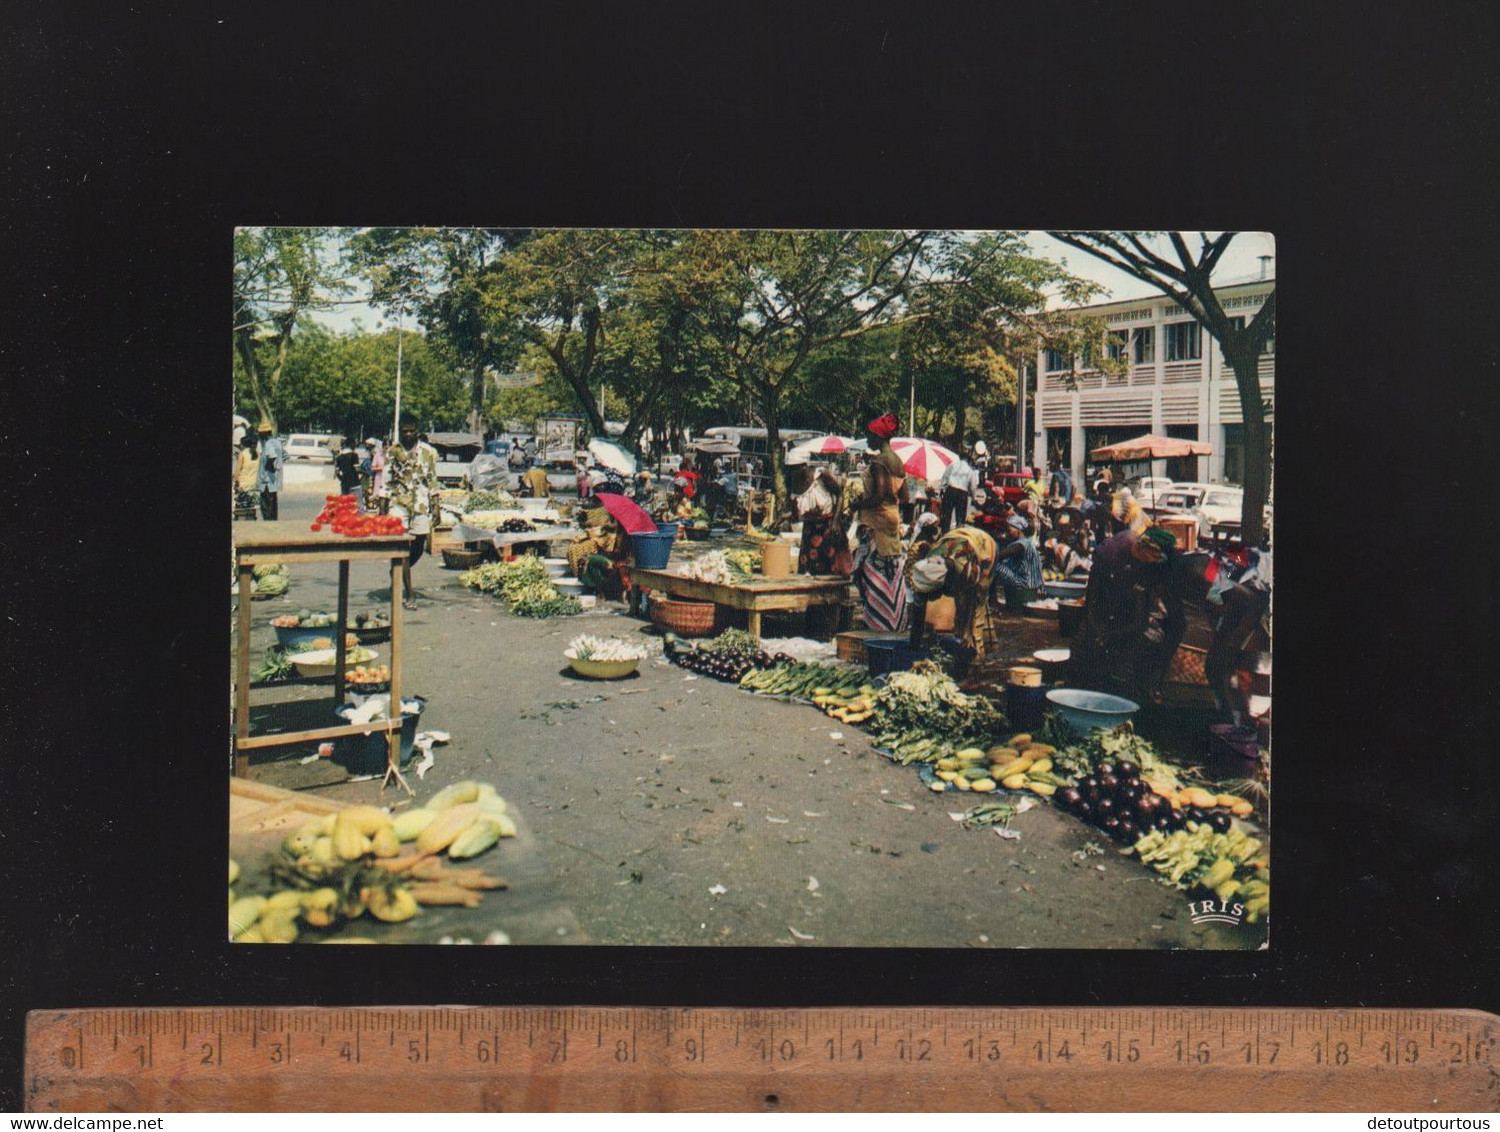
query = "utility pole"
xmin=391 ymin=300 xmax=405 ymax=440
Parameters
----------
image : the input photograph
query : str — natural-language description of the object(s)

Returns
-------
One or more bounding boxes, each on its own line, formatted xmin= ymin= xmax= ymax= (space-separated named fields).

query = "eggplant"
xmin=1098 ymin=773 xmax=1119 ymax=793
xmin=1102 ymin=816 xmax=1120 ymax=831
xmin=1132 ymin=797 xmax=1156 ymax=822
xmin=1116 ymin=761 xmax=1140 ymax=781
xmin=1096 ymin=762 xmax=1116 ymax=779
xmin=1058 ymin=787 xmax=1083 ymax=810
xmin=1209 ymin=811 xmax=1232 ymax=833
xmin=1120 ymin=782 xmax=1142 ymax=803
xmin=1074 ymin=800 xmax=1094 ymax=820
xmin=1097 ymin=797 xmax=1116 ymax=815
xmin=1117 ymin=819 xmax=1139 ymax=842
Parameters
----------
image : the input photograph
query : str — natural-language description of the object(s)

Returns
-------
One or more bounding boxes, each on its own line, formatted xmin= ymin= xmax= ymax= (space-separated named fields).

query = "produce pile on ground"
xmin=675 ymin=548 xmax=761 ymax=584
xmin=667 ymin=629 xmax=775 ymax=681
xmin=229 ymin=781 xmax=516 ymax=943
xmin=871 ymin=662 xmax=1009 ymax=764
xmin=927 ymin=734 xmax=1066 ymax=795
xmin=310 ymin=494 xmax=406 ymax=537
xmin=461 ymin=558 xmax=581 ymax=618
xmin=738 ymin=660 xmax=863 ymax=699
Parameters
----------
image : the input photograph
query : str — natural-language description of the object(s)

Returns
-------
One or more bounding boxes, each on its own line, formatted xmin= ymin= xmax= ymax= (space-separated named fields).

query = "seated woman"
xmin=907 ymin=524 xmax=1000 ymax=668
xmin=567 ymin=507 xmax=629 ymax=600
xmin=992 ymin=514 xmax=1045 ymax=610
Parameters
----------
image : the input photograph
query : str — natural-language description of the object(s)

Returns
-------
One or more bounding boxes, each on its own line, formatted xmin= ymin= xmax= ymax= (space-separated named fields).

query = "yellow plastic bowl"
xmin=564 ymin=650 xmax=641 ymax=680
xmin=292 ymin=647 xmax=378 ymax=679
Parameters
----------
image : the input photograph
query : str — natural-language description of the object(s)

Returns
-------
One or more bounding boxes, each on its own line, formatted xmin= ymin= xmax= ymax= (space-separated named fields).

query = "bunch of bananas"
xmin=1132 ymin=824 xmax=1270 ymax=922
xmin=812 ymin=681 xmax=879 ymax=724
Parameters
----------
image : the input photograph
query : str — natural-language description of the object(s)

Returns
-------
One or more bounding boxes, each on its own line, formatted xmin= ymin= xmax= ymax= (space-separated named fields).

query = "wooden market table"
xmin=625 ymin=567 xmax=853 ymax=640
xmin=233 ymin=522 xmax=412 ymax=778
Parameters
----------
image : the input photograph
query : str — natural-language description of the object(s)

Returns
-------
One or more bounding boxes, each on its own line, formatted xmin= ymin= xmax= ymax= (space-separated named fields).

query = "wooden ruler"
xmin=24 ymin=1006 xmax=1498 ymax=1112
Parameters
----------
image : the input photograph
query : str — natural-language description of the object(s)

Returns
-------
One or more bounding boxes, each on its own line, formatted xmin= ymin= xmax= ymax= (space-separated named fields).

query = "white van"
xmin=283 ymin=434 xmax=338 ymax=462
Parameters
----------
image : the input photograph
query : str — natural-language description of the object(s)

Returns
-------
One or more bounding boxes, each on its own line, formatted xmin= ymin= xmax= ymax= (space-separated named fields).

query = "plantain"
xmin=370 ymin=827 xmax=402 ymax=859
xmin=229 ymin=896 xmax=267 ymax=937
xmin=391 ymin=808 xmax=439 ymax=842
xmin=364 ymin=884 xmax=419 ymax=923
xmin=970 ymin=778 xmax=998 ymax=793
xmin=1001 ymin=773 xmax=1030 ymax=790
xmin=427 ymin=780 xmax=482 ymax=811
xmin=300 ymin=888 xmax=341 ymax=929
xmin=992 ymin=756 xmax=1034 ymax=779
xmin=448 ymin=817 xmax=505 ymax=860
xmin=1026 ymin=781 xmax=1057 ymax=797
xmin=340 ymin=806 xmax=393 ymax=837
xmin=416 ymin=803 xmax=484 ymax=854
xmin=331 ymin=814 xmax=373 ymax=861
xmin=228 ymin=859 xmax=240 ymax=886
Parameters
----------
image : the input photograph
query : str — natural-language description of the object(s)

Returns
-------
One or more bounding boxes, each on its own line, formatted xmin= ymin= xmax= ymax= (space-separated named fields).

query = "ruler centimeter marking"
xmin=24 ymin=1006 xmax=1499 ymax=1112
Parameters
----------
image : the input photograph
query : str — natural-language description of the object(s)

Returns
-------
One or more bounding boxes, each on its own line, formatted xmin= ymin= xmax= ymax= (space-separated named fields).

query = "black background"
xmin=2 ymin=0 xmax=1496 ymax=1111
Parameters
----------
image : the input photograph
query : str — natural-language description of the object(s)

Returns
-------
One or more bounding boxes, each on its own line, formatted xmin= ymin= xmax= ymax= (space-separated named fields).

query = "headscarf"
xmin=910 ymin=511 xmax=940 ymax=540
xmin=1141 ymin=526 xmax=1177 ymax=557
xmin=1006 ymin=514 xmax=1030 ymax=534
xmin=1111 ymin=489 xmax=1146 ymax=532
xmin=912 ymin=556 xmax=949 ymax=595
xmin=867 ymin=413 xmax=899 ymax=440
xmin=257 ymin=421 xmax=273 ymax=435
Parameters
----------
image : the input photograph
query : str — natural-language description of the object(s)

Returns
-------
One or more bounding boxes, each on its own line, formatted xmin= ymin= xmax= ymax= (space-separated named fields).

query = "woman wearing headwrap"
xmin=852 ymin=413 xmax=910 ymax=631
xmin=567 ymin=505 xmax=629 ymax=599
xmin=907 ymin=524 xmax=1000 ymax=665
xmin=1071 ymin=524 xmax=1184 ymax=703
xmin=992 ymin=514 xmax=1045 ymax=610
xmin=793 ymin=465 xmax=849 ymax=576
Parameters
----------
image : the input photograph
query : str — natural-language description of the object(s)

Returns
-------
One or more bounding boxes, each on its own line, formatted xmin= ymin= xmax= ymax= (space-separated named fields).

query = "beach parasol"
xmin=587 ymin=437 xmax=639 ymax=475
xmin=787 ymin=435 xmax=868 ymax=462
xmin=593 ymin=490 xmax=659 ymax=535
xmin=1088 ymin=433 xmax=1213 ymax=461
xmin=889 ymin=437 xmax=960 ymax=483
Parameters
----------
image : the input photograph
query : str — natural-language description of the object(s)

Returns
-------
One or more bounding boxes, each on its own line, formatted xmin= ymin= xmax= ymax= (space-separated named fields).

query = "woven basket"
xmin=442 ymin=547 xmax=484 ymax=570
xmin=649 ymin=596 xmax=718 ymax=637
xmin=1167 ymin=644 xmax=1208 ymax=685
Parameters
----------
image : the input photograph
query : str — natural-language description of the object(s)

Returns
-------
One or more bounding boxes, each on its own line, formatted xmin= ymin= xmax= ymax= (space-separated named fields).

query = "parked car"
xmin=1145 ymin=487 xmax=1206 ymax=518
xmin=283 ymin=433 xmax=337 ymax=462
xmin=428 ymin=432 xmax=483 ymax=489
xmin=1192 ymin=487 xmax=1246 ymax=535
xmin=1124 ymin=476 xmax=1175 ymax=504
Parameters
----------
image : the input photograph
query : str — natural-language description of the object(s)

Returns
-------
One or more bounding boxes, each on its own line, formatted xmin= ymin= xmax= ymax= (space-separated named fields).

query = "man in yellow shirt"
xmin=522 ymin=459 xmax=551 ymax=499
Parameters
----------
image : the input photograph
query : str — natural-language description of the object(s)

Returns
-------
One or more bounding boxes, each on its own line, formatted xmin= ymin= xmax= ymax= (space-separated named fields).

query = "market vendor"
xmin=793 ymin=463 xmax=850 ymax=576
xmin=992 ymin=514 xmax=1045 ymax=610
xmin=566 ymin=506 xmax=629 ymax=600
xmin=255 ymin=421 xmax=283 ymax=520
xmin=907 ymin=524 xmax=999 ymax=665
xmin=521 ymin=458 xmax=551 ymax=500
xmin=852 ymin=413 xmax=910 ymax=632
xmin=386 ymin=420 xmax=441 ymax=610
xmin=1071 ymin=524 xmax=1185 ymax=704
xmin=1043 ymin=530 xmax=1091 ymax=579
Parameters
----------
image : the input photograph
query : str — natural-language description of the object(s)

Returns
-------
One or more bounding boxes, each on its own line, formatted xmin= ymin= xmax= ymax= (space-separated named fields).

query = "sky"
xmin=309 ymin=230 xmax=1277 ymax=334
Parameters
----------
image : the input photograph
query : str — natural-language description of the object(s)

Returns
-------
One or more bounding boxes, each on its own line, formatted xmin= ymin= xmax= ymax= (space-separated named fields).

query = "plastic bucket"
xmin=1007 ymin=665 xmax=1043 ymax=688
xmin=865 ymin=637 xmax=928 ymax=676
xmin=333 ymin=696 xmax=426 ymax=775
xmin=1004 ymin=586 xmax=1040 ymax=612
xmin=1057 ymin=599 xmax=1085 ymax=638
xmin=761 ymin=540 xmax=791 ymax=579
xmin=630 ymin=529 xmax=677 ymax=570
xmin=656 ymin=521 xmax=679 ymax=537
xmin=1005 ymin=683 xmax=1049 ymax=731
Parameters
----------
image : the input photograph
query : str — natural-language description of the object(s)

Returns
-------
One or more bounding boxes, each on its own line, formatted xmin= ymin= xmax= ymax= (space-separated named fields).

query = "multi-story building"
xmin=1029 ymin=270 xmax=1274 ymax=490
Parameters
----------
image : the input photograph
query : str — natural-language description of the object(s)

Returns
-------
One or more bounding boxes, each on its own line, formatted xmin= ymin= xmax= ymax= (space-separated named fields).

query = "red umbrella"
xmin=890 ymin=437 xmax=960 ymax=483
xmin=593 ymin=490 xmax=659 ymax=535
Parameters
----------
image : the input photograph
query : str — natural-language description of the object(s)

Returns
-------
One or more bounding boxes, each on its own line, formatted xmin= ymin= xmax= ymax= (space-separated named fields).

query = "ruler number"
xmin=1176 ymin=1040 xmax=1210 ymax=1064
xmin=615 ymin=1039 xmax=635 ymax=1063
xmin=754 ymin=1039 xmax=796 ymax=1062
xmin=1102 ymin=1039 xmax=1139 ymax=1063
xmin=408 ymin=1039 xmax=425 ymax=1064
xmin=199 ymin=1042 xmax=220 ymax=1066
xmin=824 ymin=1038 xmax=864 ymax=1061
xmin=1035 ymin=1041 xmax=1073 ymax=1063
xmin=683 ymin=1038 xmax=700 ymax=1062
xmin=1313 ymin=1041 xmax=1349 ymax=1066
xmin=1240 ymin=1041 xmax=1280 ymax=1064
xmin=269 ymin=1041 xmax=285 ymax=1066
xmin=896 ymin=1039 xmax=932 ymax=1062
xmin=1381 ymin=1040 xmax=1418 ymax=1065
xmin=962 ymin=1038 xmax=1001 ymax=1062
xmin=475 ymin=1037 xmax=499 ymax=1064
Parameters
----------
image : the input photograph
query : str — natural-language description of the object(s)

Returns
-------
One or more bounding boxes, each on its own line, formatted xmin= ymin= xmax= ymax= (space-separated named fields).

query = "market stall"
xmin=233 ymin=521 xmax=410 ymax=779
xmin=626 ymin=566 xmax=852 ymax=640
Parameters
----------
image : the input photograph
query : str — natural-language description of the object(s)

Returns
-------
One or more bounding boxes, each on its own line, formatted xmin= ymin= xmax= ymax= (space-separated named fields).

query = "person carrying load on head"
xmin=852 ymin=413 xmax=910 ymax=631
xmin=907 ymin=524 xmax=1000 ymax=668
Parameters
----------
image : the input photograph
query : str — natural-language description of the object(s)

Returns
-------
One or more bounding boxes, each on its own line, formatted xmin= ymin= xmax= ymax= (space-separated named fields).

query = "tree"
xmin=672 ymin=230 xmax=931 ymax=519
xmin=232 ymin=227 xmax=351 ymax=431
xmin=1045 ymin=231 xmax=1275 ymax=544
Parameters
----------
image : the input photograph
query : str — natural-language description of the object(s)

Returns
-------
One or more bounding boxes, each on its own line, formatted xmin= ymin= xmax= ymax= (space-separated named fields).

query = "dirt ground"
xmin=233 ymin=476 xmax=1265 ymax=950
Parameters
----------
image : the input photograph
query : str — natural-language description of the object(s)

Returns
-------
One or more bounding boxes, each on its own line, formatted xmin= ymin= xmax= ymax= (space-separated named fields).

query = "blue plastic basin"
xmin=1045 ymin=688 xmax=1140 ymax=734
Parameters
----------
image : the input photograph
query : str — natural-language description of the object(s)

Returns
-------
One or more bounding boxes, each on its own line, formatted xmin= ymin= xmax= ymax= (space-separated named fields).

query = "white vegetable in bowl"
xmin=568 ymin=634 xmax=647 ymax=662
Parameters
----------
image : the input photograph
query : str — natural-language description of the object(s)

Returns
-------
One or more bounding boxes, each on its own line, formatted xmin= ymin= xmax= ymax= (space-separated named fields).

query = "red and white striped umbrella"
xmin=786 ymin=435 xmax=867 ymax=462
xmin=889 ymin=437 xmax=960 ymax=483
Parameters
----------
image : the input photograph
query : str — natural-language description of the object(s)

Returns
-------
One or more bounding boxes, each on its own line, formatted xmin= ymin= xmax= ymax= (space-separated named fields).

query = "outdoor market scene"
xmin=230 ymin=228 xmax=1274 ymax=948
